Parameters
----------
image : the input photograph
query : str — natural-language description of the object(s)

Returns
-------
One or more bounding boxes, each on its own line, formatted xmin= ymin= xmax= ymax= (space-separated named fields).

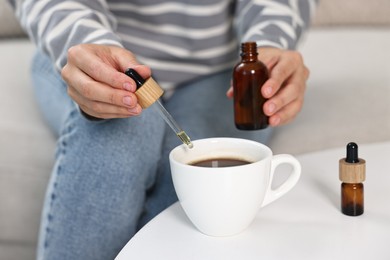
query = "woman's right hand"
xmin=61 ymin=44 xmax=151 ymax=119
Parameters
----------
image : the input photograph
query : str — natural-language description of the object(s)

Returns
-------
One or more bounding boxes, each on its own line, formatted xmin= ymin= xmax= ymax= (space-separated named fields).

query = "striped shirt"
xmin=9 ymin=0 xmax=317 ymax=91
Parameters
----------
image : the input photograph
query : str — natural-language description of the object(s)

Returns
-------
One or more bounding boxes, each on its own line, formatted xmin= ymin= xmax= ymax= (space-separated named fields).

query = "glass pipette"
xmin=152 ymin=99 xmax=193 ymax=148
xmin=125 ymin=69 xmax=193 ymax=149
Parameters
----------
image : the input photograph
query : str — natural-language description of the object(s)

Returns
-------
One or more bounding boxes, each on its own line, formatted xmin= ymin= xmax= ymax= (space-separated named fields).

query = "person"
xmin=9 ymin=0 xmax=316 ymax=259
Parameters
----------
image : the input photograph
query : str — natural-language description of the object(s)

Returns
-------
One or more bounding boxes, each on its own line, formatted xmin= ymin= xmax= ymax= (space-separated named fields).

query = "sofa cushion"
xmin=0 ymin=39 xmax=55 ymax=258
xmin=0 ymin=1 xmax=25 ymax=38
xmin=313 ymin=0 xmax=390 ymax=26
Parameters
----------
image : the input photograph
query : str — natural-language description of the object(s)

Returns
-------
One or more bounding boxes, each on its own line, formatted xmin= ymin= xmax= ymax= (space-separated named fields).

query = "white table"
xmin=116 ymin=142 xmax=390 ymax=260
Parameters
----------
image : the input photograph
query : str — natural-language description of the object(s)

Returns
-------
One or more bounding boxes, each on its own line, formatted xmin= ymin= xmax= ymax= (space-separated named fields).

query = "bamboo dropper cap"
xmin=339 ymin=142 xmax=366 ymax=183
xmin=124 ymin=69 xmax=163 ymax=108
xmin=134 ymin=77 xmax=163 ymax=108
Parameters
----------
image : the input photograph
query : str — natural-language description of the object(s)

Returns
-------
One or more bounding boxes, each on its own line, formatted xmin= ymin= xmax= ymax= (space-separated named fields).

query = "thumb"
xmin=111 ymin=47 xmax=152 ymax=82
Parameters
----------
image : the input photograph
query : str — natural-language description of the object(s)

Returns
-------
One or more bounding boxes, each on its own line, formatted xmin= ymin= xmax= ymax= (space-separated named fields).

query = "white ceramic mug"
xmin=169 ymin=137 xmax=301 ymax=237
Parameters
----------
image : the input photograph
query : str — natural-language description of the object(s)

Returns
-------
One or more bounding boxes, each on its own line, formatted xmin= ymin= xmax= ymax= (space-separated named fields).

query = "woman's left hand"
xmin=227 ymin=47 xmax=310 ymax=127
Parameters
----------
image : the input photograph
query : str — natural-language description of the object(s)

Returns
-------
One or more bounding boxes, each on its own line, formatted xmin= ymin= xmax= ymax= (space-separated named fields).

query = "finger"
xmin=67 ymin=45 xmax=137 ymax=91
xmin=76 ymin=94 xmax=142 ymax=119
xmin=268 ymin=97 xmax=303 ymax=126
xmin=261 ymin=52 xmax=303 ymax=99
xmin=257 ymin=47 xmax=282 ymax=67
xmin=263 ymin=66 xmax=306 ymax=116
xmin=226 ymin=86 xmax=233 ymax=98
xmin=264 ymin=56 xmax=279 ymax=71
xmin=303 ymin=65 xmax=310 ymax=81
xmin=271 ymin=52 xmax=304 ymax=83
xmin=64 ymin=65 xmax=140 ymax=111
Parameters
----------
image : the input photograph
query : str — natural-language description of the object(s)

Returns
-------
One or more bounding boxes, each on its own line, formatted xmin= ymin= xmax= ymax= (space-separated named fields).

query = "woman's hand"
xmin=61 ymin=44 xmax=151 ymax=119
xmin=227 ymin=47 xmax=309 ymax=127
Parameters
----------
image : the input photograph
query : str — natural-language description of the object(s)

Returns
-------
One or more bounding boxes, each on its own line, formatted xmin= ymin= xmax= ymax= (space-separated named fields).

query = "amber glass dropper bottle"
xmin=233 ymin=42 xmax=269 ymax=130
xmin=339 ymin=142 xmax=366 ymax=216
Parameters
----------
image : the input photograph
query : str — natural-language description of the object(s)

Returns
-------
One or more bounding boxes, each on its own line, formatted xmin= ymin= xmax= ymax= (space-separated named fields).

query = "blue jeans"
xmin=32 ymin=51 xmax=273 ymax=260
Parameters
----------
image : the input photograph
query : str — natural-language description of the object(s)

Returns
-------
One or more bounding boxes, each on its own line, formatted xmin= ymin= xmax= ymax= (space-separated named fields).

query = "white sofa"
xmin=1 ymin=1 xmax=389 ymax=259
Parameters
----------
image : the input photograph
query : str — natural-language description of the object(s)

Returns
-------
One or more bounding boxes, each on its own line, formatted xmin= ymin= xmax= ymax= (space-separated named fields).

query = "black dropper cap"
xmin=124 ymin=68 xmax=145 ymax=89
xmin=346 ymin=142 xmax=359 ymax=163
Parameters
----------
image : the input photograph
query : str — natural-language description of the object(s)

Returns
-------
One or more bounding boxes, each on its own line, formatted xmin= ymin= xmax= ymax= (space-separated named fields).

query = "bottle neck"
xmin=240 ymin=42 xmax=258 ymax=62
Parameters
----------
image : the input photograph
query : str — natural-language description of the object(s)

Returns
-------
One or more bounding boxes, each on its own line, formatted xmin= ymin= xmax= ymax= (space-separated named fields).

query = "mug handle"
xmin=261 ymin=154 xmax=301 ymax=207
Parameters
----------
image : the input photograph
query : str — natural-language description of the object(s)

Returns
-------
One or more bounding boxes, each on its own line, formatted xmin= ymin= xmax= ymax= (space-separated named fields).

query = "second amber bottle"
xmin=233 ymin=42 xmax=269 ymax=130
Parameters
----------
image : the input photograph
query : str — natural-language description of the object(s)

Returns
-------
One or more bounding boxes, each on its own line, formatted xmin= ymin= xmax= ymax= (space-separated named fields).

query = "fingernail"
xmin=128 ymin=106 xmax=141 ymax=114
xmin=123 ymin=96 xmax=132 ymax=106
xmin=268 ymin=102 xmax=276 ymax=114
xmin=271 ymin=117 xmax=281 ymax=126
xmin=123 ymin=82 xmax=133 ymax=91
xmin=264 ymin=86 xmax=272 ymax=96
